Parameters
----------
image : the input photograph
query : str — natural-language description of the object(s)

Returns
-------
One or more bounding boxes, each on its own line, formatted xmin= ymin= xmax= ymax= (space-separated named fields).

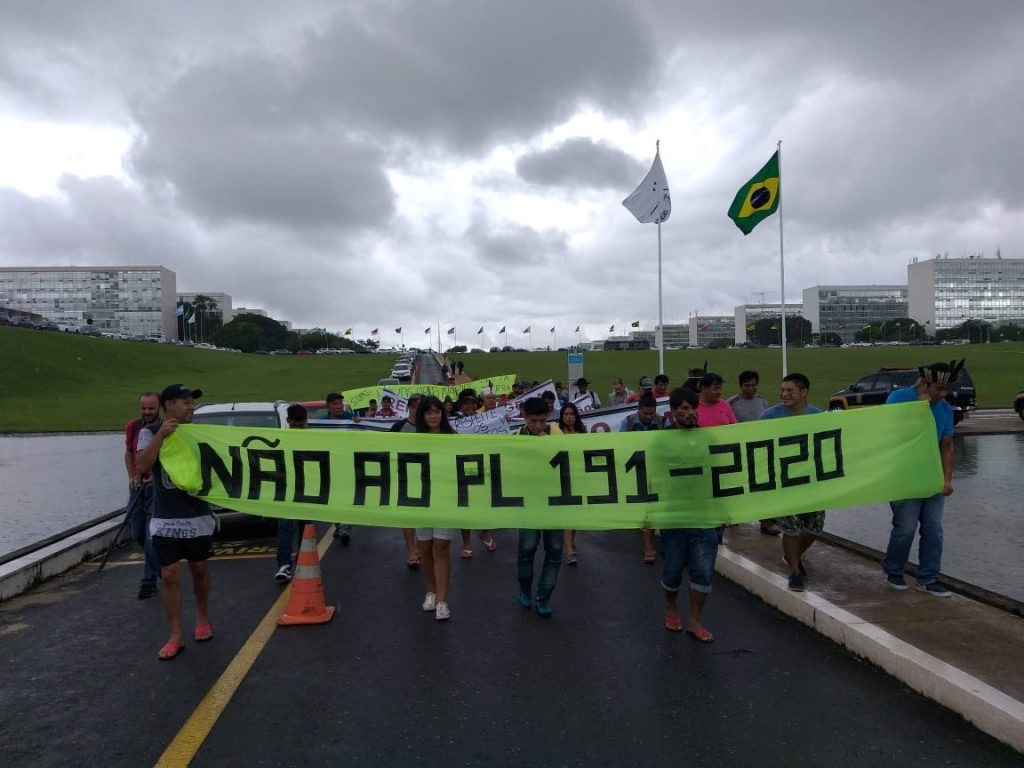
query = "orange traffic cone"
xmin=277 ymin=524 xmax=336 ymax=626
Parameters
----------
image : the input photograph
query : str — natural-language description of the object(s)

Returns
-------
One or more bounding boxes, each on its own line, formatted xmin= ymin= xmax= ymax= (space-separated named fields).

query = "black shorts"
xmin=152 ymin=535 xmax=214 ymax=568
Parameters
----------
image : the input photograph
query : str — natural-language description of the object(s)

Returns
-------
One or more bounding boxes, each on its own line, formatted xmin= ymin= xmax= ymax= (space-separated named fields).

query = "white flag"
xmin=622 ymin=149 xmax=671 ymax=224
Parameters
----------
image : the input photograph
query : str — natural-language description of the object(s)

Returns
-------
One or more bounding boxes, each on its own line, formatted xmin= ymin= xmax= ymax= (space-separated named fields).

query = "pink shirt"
xmin=698 ymin=400 xmax=738 ymax=427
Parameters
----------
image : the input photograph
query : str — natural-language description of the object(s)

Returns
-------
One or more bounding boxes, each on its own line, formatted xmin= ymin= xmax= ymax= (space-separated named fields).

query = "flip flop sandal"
xmin=406 ymin=556 xmax=422 ymax=570
xmin=643 ymin=551 xmax=656 ymax=564
xmin=158 ymin=642 xmax=185 ymax=660
xmin=686 ymin=627 xmax=714 ymax=643
xmin=461 ymin=548 xmax=474 ymax=559
xmin=664 ymin=616 xmax=683 ymax=632
xmin=480 ymin=537 xmax=497 ymax=552
xmin=194 ymin=624 xmax=213 ymax=642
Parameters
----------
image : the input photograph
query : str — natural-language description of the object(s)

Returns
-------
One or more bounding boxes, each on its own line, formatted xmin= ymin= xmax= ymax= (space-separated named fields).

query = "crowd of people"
xmin=123 ymin=359 xmax=956 ymax=658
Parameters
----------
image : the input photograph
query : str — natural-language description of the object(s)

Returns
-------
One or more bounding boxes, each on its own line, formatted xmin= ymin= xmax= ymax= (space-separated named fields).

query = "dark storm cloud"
xmin=297 ymin=0 xmax=656 ymax=149
xmin=516 ymin=139 xmax=645 ymax=189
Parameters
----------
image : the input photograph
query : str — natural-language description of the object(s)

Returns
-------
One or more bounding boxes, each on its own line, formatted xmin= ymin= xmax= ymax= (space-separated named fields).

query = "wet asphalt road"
xmin=0 ymin=523 xmax=1021 ymax=767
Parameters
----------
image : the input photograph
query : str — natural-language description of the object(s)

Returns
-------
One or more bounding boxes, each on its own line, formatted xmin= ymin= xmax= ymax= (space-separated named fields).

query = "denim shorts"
xmin=660 ymin=528 xmax=721 ymax=594
xmin=415 ymin=528 xmax=458 ymax=542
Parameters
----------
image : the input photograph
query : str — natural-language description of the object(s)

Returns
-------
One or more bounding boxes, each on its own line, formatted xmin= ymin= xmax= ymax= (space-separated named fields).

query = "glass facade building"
xmin=656 ymin=324 xmax=690 ymax=349
xmin=803 ymin=285 xmax=907 ymax=343
xmin=908 ymin=257 xmax=1024 ymax=330
xmin=688 ymin=316 xmax=734 ymax=348
xmin=0 ymin=266 xmax=177 ymax=339
xmin=734 ymin=303 xmax=803 ymax=344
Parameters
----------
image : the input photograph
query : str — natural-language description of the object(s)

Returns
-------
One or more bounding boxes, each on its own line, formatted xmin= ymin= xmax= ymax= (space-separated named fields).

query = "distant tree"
xmin=752 ymin=315 xmax=812 ymax=346
xmin=992 ymin=323 xmax=1024 ymax=342
xmin=820 ymin=332 xmax=843 ymax=347
xmin=215 ymin=313 xmax=290 ymax=353
xmin=706 ymin=337 xmax=731 ymax=349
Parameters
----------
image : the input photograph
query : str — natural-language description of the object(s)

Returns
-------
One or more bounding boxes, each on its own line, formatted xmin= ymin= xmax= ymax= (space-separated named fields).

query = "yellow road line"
xmin=154 ymin=525 xmax=336 ymax=767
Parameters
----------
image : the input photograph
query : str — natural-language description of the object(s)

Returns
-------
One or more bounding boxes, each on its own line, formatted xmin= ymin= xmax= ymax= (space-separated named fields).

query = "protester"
xmin=555 ymin=381 xmax=569 ymax=406
xmin=608 ymin=378 xmax=631 ymax=406
xmin=325 ymin=392 xmax=354 ymax=420
xmin=365 ymin=399 xmax=379 ymax=417
xmin=542 ymin=390 xmax=558 ymax=417
xmin=653 ymin=374 xmax=670 ymax=399
xmin=573 ymin=377 xmax=601 ymax=409
xmin=727 ymin=370 xmax=769 ymax=422
xmin=661 ymin=387 xmax=720 ymax=642
xmin=882 ymin=361 xmax=958 ymax=597
xmin=453 ymin=388 xmax=497 ymax=557
xmin=759 ymin=373 xmax=824 ymax=591
xmin=415 ymin=395 xmax=457 ymax=621
xmin=124 ymin=391 xmax=161 ymax=600
xmin=558 ymin=402 xmax=587 ymax=565
xmin=391 ymin=393 xmax=425 ymax=569
xmin=727 ymin=370 xmax=776 ymax=535
xmin=626 ymin=377 xmax=654 ymax=404
xmin=696 ymin=373 xmax=737 ymax=427
xmin=516 ymin=398 xmax=564 ymax=616
xmin=274 ymin=404 xmax=309 ymax=583
xmin=443 ymin=396 xmax=455 ymax=417
xmin=326 ymin=392 xmax=355 ymax=544
xmin=619 ymin=393 xmax=665 ymax=564
xmin=377 ymin=395 xmax=398 ymax=418
xmin=134 ymin=384 xmax=214 ymax=660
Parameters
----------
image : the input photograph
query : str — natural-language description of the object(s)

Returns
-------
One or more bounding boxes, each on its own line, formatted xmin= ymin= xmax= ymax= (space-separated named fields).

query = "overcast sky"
xmin=1 ymin=0 xmax=1021 ymax=346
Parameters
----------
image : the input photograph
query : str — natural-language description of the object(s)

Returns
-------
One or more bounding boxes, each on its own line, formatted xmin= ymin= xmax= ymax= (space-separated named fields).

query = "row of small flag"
xmin=358 ymin=321 xmax=644 ymax=336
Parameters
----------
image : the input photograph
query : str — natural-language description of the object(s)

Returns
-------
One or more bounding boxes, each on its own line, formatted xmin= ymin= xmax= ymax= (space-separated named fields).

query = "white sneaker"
xmin=435 ymin=601 xmax=451 ymax=621
xmin=422 ymin=592 xmax=437 ymax=611
xmin=274 ymin=564 xmax=292 ymax=582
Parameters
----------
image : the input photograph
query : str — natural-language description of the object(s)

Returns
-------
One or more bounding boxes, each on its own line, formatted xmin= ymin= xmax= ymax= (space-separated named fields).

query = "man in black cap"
xmin=135 ymin=384 xmax=214 ymax=660
xmin=573 ymin=377 xmax=601 ymax=410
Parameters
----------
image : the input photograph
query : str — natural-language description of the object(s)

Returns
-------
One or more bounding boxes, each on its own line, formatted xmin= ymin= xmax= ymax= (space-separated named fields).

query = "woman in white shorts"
xmin=415 ymin=396 xmax=458 ymax=621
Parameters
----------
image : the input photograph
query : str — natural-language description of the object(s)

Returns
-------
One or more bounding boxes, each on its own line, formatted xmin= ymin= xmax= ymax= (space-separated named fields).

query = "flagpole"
xmin=436 ymin=316 xmax=441 ymax=356
xmin=777 ymin=139 xmax=788 ymax=376
xmin=529 ymin=327 xmax=533 ymax=350
xmin=657 ymin=218 xmax=664 ymax=375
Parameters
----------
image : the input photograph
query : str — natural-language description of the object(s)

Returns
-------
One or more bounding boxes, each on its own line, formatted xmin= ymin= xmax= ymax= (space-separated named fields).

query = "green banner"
xmin=160 ymin=402 xmax=942 ymax=529
xmin=343 ymin=374 xmax=516 ymax=410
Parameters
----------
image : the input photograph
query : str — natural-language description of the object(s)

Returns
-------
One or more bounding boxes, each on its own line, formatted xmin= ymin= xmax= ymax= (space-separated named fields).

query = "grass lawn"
xmin=3 ymin=326 xmax=1021 ymax=432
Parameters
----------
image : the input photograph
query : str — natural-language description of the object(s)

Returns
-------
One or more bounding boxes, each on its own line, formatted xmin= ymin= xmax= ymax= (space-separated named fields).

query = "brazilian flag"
xmin=728 ymin=152 xmax=780 ymax=235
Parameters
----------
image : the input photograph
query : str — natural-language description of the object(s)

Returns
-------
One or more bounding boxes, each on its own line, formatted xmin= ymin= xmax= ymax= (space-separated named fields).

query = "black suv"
xmin=1014 ymin=388 xmax=1024 ymax=422
xmin=829 ymin=366 xmax=977 ymax=425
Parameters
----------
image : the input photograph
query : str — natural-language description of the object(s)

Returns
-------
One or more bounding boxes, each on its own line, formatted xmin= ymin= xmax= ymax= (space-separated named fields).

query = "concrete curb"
xmin=0 ymin=517 xmax=124 ymax=603
xmin=715 ymin=546 xmax=1024 ymax=754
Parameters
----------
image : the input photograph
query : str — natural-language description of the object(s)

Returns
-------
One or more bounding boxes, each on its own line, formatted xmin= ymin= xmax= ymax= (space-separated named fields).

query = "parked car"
xmin=829 ymin=366 xmax=977 ymax=425
xmin=1014 ymin=388 xmax=1024 ymax=422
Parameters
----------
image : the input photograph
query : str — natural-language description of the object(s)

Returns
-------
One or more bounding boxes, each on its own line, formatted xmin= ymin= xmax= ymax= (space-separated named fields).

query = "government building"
xmin=803 ymin=285 xmax=908 ymax=343
xmin=0 ymin=266 xmax=178 ymax=339
xmin=908 ymin=254 xmax=1024 ymax=329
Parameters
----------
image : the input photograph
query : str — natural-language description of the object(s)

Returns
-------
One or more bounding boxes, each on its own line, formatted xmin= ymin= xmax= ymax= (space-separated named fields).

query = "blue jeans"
xmin=660 ymin=528 xmax=721 ymax=594
xmin=127 ymin=482 xmax=159 ymax=586
xmin=883 ymin=494 xmax=945 ymax=584
xmin=276 ymin=519 xmax=305 ymax=568
xmin=517 ymin=529 xmax=564 ymax=602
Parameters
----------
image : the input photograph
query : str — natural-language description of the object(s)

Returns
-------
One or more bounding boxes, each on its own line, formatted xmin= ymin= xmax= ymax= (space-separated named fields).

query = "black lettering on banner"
xmin=709 ymin=443 xmax=744 ymax=498
xmin=247 ymin=449 xmax=287 ymax=501
xmin=353 ymin=452 xmax=391 ymax=506
xmin=292 ymin=450 xmax=330 ymax=504
xmin=548 ymin=450 xmax=583 ymax=506
xmin=669 ymin=466 xmax=704 ymax=477
xmin=584 ymin=449 xmax=618 ymax=504
xmin=397 ymin=453 xmax=431 ymax=507
xmin=624 ymin=451 xmax=659 ymax=503
xmin=456 ymin=454 xmax=485 ymax=507
xmin=489 ymin=454 xmax=524 ymax=507
xmin=199 ymin=443 xmax=243 ymax=498
xmin=745 ymin=440 xmax=776 ymax=493
xmin=778 ymin=434 xmax=811 ymax=487
xmin=814 ymin=429 xmax=845 ymax=481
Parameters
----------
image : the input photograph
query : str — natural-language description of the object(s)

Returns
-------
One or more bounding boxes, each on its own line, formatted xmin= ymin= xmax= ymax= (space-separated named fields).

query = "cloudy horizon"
xmin=1 ymin=0 xmax=1021 ymax=346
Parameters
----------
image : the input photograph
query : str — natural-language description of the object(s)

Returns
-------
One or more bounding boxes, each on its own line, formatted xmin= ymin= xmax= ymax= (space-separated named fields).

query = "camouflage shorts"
xmin=775 ymin=510 xmax=825 ymax=537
